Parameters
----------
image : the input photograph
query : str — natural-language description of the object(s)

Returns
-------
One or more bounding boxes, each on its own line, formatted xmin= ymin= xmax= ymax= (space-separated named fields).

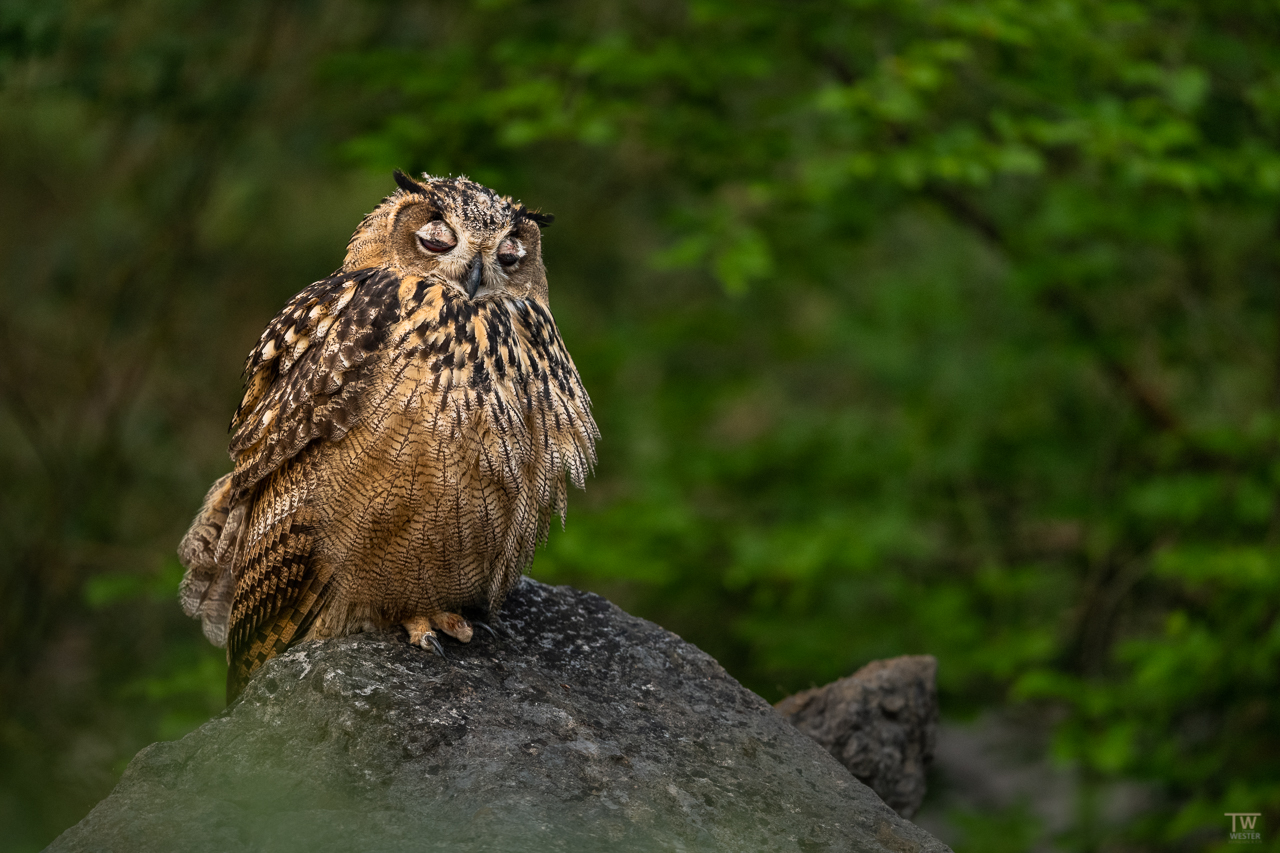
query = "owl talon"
xmin=425 ymin=632 xmax=448 ymax=659
xmin=488 ymin=616 xmax=513 ymax=640
xmin=473 ymin=620 xmax=500 ymax=641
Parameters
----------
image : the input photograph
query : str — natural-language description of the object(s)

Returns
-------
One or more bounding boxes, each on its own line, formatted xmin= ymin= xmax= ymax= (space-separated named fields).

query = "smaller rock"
xmin=776 ymin=656 xmax=938 ymax=818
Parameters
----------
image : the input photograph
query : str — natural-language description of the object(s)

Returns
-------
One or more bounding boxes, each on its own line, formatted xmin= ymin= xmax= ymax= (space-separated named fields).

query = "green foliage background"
xmin=1 ymin=1 xmax=1278 ymax=850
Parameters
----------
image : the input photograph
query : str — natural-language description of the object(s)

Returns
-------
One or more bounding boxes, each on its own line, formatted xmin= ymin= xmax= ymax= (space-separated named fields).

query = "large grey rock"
xmin=776 ymin=656 xmax=938 ymax=819
xmin=47 ymin=580 xmax=951 ymax=853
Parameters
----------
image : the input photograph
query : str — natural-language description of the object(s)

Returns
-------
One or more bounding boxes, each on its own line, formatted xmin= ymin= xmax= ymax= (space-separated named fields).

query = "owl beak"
xmin=464 ymin=254 xmax=484 ymax=299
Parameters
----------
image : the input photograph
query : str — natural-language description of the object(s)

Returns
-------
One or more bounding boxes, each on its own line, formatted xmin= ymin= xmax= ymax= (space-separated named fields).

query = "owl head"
xmin=343 ymin=171 xmax=555 ymax=303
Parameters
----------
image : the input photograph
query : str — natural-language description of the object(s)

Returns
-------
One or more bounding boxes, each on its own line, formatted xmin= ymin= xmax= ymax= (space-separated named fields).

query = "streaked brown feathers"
xmin=229 ymin=267 xmax=402 ymax=497
xmin=178 ymin=174 xmax=597 ymax=702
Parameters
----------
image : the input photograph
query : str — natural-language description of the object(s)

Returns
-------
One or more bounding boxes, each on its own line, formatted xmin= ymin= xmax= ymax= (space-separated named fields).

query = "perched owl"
xmin=178 ymin=172 xmax=598 ymax=702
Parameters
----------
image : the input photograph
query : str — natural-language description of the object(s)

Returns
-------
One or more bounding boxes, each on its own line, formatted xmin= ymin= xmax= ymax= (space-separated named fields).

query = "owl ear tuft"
xmin=519 ymin=208 xmax=555 ymax=228
xmin=393 ymin=169 xmax=429 ymax=195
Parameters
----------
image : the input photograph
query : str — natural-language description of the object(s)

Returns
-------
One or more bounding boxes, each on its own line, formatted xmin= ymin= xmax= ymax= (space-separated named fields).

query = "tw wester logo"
xmin=1226 ymin=813 xmax=1262 ymax=845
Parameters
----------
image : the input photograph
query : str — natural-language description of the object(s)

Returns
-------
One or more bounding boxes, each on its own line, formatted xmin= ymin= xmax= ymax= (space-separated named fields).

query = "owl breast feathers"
xmin=178 ymin=172 xmax=598 ymax=701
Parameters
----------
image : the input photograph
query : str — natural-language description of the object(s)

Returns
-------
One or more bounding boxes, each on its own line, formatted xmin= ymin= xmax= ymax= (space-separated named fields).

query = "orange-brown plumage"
xmin=178 ymin=173 xmax=597 ymax=701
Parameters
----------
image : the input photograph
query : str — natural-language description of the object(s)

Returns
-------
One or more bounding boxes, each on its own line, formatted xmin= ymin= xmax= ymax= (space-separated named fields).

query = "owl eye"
xmin=415 ymin=220 xmax=457 ymax=253
xmin=497 ymin=236 xmax=525 ymax=267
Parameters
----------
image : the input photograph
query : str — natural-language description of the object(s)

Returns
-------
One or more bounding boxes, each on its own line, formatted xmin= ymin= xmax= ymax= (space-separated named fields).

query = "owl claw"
xmin=425 ymin=632 xmax=448 ymax=659
xmin=483 ymin=613 xmax=514 ymax=639
xmin=473 ymin=620 xmax=500 ymax=640
xmin=406 ymin=624 xmax=448 ymax=659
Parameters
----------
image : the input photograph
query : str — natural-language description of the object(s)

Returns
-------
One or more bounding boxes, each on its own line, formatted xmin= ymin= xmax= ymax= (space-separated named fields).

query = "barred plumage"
xmin=178 ymin=173 xmax=598 ymax=701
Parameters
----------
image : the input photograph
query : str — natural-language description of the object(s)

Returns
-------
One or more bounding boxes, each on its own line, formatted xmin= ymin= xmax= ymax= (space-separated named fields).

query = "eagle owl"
xmin=178 ymin=172 xmax=598 ymax=701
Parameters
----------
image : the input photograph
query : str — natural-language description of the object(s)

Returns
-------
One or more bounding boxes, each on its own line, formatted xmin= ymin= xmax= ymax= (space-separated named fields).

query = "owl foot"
xmin=434 ymin=611 xmax=474 ymax=643
xmin=402 ymin=613 xmax=473 ymax=659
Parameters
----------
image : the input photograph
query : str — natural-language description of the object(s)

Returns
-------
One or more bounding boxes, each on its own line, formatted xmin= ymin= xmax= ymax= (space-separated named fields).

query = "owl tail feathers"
xmin=225 ymin=566 xmax=333 ymax=704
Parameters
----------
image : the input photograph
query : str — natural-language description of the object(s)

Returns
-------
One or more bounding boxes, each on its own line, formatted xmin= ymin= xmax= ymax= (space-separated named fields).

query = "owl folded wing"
xmin=228 ymin=266 xmax=404 ymax=497
xmin=221 ymin=266 xmax=403 ymax=700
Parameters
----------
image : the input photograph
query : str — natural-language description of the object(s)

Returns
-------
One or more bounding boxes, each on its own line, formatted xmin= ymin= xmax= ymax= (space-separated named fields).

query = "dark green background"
xmin=1 ymin=1 xmax=1277 ymax=850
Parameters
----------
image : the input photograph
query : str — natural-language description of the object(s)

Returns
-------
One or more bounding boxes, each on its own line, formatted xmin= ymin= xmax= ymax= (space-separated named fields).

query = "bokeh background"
xmin=2 ymin=1 xmax=1278 ymax=850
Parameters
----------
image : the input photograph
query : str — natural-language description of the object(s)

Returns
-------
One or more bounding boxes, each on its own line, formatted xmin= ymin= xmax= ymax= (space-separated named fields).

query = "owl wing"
xmin=223 ymin=266 xmax=403 ymax=701
xmin=228 ymin=266 xmax=403 ymax=497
